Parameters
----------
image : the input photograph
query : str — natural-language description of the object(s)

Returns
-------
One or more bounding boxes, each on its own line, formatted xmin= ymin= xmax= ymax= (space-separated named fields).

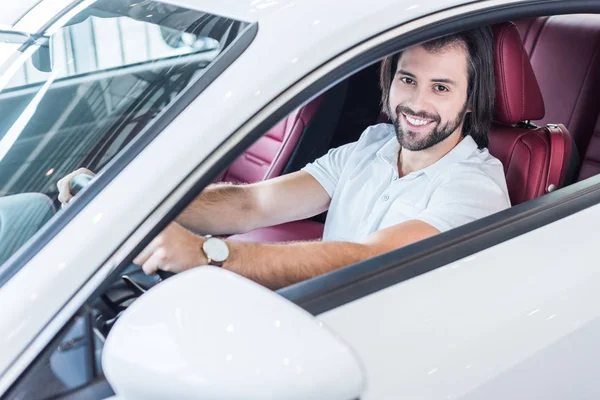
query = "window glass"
xmin=0 ymin=0 xmax=248 ymax=276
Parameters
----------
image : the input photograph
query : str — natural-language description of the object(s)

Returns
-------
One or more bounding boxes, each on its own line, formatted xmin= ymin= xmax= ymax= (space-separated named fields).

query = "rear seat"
xmin=515 ymin=15 xmax=600 ymax=181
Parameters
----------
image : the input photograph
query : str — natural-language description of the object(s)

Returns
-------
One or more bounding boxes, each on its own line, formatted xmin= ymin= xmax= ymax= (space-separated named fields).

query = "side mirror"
xmin=102 ymin=267 xmax=366 ymax=400
xmin=31 ymin=37 xmax=53 ymax=73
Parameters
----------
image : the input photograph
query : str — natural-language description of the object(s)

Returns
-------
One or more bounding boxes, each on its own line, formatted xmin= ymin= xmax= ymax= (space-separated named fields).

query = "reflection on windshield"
xmin=0 ymin=0 xmax=248 ymax=268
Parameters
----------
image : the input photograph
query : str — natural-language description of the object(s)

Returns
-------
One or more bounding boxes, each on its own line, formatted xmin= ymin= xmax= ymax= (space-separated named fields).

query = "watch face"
xmin=203 ymin=237 xmax=229 ymax=263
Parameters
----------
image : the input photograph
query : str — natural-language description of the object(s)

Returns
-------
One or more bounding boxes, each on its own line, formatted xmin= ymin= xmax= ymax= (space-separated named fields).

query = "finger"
xmin=57 ymin=168 xmax=95 ymax=204
xmin=140 ymin=250 xmax=166 ymax=276
xmin=57 ymin=176 xmax=73 ymax=204
xmin=133 ymin=235 xmax=162 ymax=266
xmin=75 ymin=167 xmax=94 ymax=176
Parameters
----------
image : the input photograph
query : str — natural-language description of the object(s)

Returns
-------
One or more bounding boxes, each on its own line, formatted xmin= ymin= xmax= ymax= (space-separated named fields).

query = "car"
xmin=1 ymin=0 xmax=600 ymax=398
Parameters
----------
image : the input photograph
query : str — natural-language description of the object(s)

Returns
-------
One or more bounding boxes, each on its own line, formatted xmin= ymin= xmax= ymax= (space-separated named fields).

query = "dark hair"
xmin=379 ymin=27 xmax=495 ymax=148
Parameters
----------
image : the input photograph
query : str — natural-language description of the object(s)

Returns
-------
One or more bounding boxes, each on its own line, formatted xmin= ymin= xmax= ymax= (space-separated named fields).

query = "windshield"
xmin=0 ymin=0 xmax=248 ymax=269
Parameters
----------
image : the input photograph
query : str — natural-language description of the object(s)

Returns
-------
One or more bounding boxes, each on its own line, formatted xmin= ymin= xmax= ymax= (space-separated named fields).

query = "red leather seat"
xmin=224 ymin=96 xmax=329 ymax=242
xmin=514 ymin=15 xmax=600 ymax=181
xmin=234 ymin=22 xmax=580 ymax=243
xmin=220 ymin=96 xmax=324 ymax=183
xmin=488 ymin=22 xmax=578 ymax=205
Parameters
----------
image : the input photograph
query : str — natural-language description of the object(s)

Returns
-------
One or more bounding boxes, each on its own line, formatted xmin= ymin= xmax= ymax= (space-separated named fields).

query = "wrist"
xmin=197 ymin=236 xmax=209 ymax=266
xmin=200 ymin=235 xmax=230 ymax=267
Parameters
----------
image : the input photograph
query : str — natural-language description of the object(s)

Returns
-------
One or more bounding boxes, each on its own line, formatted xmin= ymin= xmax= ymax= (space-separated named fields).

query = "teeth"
xmin=405 ymin=114 xmax=430 ymax=126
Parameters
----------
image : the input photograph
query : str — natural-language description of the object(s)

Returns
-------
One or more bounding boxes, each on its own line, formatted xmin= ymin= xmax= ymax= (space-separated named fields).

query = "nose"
xmin=407 ymin=86 xmax=430 ymax=112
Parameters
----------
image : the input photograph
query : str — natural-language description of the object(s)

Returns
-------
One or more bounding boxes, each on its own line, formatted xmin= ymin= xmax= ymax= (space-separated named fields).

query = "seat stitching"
xmin=523 ymin=20 xmax=534 ymax=41
xmin=530 ymin=17 xmax=549 ymax=55
xmin=263 ymin=109 xmax=303 ymax=179
xmin=567 ymin=35 xmax=600 ymax=130
xmin=497 ymin=26 xmax=513 ymax=123
xmin=522 ymin=135 xmax=548 ymax=198
xmin=520 ymin=39 xmax=525 ymax=121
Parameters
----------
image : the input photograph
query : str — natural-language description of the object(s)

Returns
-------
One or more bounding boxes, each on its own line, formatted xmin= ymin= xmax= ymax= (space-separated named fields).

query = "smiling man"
xmin=59 ymin=27 xmax=511 ymax=289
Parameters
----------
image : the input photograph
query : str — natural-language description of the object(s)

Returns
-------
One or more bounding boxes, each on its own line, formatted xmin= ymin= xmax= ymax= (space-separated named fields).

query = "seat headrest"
xmin=493 ymin=22 xmax=545 ymax=125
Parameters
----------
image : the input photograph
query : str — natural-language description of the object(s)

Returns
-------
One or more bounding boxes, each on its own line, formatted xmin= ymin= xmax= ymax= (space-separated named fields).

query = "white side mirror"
xmin=102 ymin=267 xmax=366 ymax=400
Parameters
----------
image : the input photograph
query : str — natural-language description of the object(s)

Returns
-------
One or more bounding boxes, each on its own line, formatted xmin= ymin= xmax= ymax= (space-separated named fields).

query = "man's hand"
xmin=134 ymin=222 xmax=208 ymax=275
xmin=57 ymin=168 xmax=95 ymax=205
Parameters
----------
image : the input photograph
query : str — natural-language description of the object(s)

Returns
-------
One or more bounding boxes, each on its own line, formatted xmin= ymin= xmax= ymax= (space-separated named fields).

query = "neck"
xmin=398 ymin=130 xmax=463 ymax=177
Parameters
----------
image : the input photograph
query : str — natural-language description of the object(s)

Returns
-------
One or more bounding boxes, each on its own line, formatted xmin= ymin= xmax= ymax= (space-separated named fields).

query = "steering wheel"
xmin=68 ymin=173 xmax=175 ymax=280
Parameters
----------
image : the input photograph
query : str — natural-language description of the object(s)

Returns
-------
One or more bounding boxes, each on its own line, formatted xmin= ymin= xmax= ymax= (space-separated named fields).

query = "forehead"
xmin=396 ymin=44 xmax=469 ymax=84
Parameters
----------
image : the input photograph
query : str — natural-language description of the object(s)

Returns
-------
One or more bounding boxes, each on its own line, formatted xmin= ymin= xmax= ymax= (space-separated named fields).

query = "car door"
xmin=0 ymin=0 xmax=255 ymax=394
xmin=4 ymin=0 xmax=600 ymax=398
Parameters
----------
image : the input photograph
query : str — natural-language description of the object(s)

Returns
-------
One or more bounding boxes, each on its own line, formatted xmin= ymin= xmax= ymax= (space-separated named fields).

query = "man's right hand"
xmin=57 ymin=168 xmax=95 ymax=205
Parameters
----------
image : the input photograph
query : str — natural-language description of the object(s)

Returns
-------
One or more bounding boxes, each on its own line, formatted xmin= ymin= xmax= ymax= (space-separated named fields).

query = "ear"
xmin=466 ymin=96 xmax=474 ymax=113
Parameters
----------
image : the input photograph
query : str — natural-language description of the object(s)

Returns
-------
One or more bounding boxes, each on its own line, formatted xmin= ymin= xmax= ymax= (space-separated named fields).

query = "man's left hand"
xmin=134 ymin=222 xmax=207 ymax=275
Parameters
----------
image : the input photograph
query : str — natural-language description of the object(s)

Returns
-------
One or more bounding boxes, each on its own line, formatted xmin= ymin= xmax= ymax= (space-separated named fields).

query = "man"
xmin=58 ymin=27 xmax=510 ymax=289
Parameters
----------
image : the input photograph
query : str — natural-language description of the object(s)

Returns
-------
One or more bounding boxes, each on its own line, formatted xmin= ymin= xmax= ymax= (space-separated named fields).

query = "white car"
xmin=1 ymin=0 xmax=600 ymax=398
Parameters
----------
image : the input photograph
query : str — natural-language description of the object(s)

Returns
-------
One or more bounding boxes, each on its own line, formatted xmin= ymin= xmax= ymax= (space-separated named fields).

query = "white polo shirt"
xmin=302 ymin=123 xmax=511 ymax=242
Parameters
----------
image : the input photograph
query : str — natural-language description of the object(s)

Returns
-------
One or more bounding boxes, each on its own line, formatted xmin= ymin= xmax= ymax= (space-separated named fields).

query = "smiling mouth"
xmin=402 ymin=113 xmax=434 ymax=128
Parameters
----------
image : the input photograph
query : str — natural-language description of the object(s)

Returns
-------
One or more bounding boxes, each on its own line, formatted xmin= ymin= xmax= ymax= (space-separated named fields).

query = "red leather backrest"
xmin=514 ymin=15 xmax=600 ymax=181
xmin=490 ymin=23 xmax=576 ymax=204
xmin=493 ymin=22 xmax=545 ymax=124
xmin=222 ymin=95 xmax=323 ymax=183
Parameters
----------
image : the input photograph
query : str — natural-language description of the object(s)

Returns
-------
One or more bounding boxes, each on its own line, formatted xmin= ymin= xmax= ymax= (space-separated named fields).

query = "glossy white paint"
xmin=320 ymin=202 xmax=600 ymax=399
xmin=1 ymin=0 xmax=593 ymax=398
xmin=103 ymin=267 xmax=365 ymax=400
xmin=0 ymin=0 xmax=507 ymax=388
xmin=11 ymin=0 xmax=74 ymax=33
xmin=0 ymin=1 xmax=41 ymax=29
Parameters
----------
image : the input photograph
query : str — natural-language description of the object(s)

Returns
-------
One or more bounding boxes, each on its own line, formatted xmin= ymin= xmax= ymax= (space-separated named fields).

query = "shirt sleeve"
xmin=415 ymin=168 xmax=511 ymax=232
xmin=301 ymin=141 xmax=358 ymax=197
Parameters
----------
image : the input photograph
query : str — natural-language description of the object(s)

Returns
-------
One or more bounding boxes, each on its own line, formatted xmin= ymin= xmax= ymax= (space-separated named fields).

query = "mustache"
xmin=395 ymin=105 xmax=441 ymax=123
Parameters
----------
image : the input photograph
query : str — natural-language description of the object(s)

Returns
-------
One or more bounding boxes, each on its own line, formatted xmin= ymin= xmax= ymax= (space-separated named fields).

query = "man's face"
xmin=388 ymin=43 xmax=470 ymax=151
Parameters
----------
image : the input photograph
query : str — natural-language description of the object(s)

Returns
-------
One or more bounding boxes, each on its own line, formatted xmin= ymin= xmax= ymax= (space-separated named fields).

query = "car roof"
xmin=0 ymin=1 xmax=41 ymax=29
xmin=14 ymin=0 xmax=504 ymax=40
xmin=160 ymin=0 xmax=480 ymax=23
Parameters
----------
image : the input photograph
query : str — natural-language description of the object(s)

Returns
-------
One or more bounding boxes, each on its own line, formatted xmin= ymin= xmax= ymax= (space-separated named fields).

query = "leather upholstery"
xmin=222 ymin=95 xmax=323 ymax=183
xmin=232 ymin=20 xmax=587 ymax=244
xmin=515 ymin=15 xmax=600 ymax=180
xmin=489 ymin=123 xmax=575 ymax=205
xmin=489 ymin=23 xmax=578 ymax=205
xmin=579 ymin=116 xmax=600 ymax=181
xmin=222 ymin=95 xmax=328 ymax=243
xmin=493 ymin=23 xmax=545 ymax=124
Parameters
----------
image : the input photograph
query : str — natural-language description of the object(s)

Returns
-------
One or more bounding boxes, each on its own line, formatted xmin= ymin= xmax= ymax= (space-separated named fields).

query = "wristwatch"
xmin=202 ymin=235 xmax=230 ymax=266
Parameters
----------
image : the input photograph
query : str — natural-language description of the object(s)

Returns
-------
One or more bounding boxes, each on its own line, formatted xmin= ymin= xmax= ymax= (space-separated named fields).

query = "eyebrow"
xmin=396 ymin=69 xmax=457 ymax=86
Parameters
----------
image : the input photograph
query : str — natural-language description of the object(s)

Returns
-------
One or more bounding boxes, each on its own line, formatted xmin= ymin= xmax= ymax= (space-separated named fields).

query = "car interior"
xmin=222 ymin=18 xmax=589 ymax=243
xmin=5 ymin=12 xmax=600 ymax=400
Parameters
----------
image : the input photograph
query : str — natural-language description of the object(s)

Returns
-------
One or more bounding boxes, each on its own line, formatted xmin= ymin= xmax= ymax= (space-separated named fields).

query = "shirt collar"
xmin=376 ymin=127 xmax=479 ymax=178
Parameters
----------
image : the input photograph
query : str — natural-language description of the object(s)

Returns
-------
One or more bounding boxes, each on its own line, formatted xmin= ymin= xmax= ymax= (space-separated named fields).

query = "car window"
xmin=0 ymin=0 xmax=249 ymax=272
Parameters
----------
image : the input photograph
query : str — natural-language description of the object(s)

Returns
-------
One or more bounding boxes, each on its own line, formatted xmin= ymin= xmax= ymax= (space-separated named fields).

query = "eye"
xmin=400 ymin=77 xmax=415 ymax=85
xmin=434 ymin=84 xmax=449 ymax=92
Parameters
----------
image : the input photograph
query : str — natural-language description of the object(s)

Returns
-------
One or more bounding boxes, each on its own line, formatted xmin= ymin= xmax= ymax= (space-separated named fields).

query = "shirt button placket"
xmin=382 ymin=194 xmax=390 ymax=201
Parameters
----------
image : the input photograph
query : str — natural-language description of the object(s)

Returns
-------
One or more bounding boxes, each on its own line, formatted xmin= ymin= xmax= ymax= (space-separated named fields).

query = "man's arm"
xmin=136 ymin=219 xmax=440 ymax=289
xmin=223 ymin=220 xmax=440 ymax=289
xmin=58 ymin=169 xmax=330 ymax=235
xmin=176 ymin=171 xmax=331 ymax=235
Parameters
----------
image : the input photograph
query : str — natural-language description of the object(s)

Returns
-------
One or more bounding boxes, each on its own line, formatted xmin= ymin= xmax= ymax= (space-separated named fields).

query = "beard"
xmin=392 ymin=102 xmax=468 ymax=151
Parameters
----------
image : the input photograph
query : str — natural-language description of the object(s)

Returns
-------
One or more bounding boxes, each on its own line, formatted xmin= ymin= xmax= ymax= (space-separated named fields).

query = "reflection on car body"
xmin=2 ymin=0 xmax=600 ymax=399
